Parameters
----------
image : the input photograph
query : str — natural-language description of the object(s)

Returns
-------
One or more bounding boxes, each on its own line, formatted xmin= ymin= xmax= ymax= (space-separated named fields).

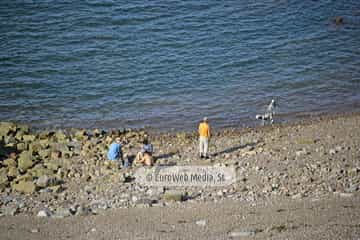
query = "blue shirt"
xmin=107 ymin=142 xmax=122 ymax=160
xmin=141 ymin=144 xmax=153 ymax=154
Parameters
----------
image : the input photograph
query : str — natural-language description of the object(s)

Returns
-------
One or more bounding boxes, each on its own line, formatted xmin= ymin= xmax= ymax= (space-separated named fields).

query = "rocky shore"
xmin=0 ymin=113 xmax=359 ymax=219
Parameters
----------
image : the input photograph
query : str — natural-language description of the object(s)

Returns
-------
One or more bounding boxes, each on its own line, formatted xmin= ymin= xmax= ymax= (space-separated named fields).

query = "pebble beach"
xmin=0 ymin=112 xmax=359 ymax=239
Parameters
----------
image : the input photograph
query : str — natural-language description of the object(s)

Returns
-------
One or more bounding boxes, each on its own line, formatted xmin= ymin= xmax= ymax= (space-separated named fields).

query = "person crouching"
xmin=135 ymin=136 xmax=154 ymax=166
xmin=107 ymin=137 xmax=129 ymax=168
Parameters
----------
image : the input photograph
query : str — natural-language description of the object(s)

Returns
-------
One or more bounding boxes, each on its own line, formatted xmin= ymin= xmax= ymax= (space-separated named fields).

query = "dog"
xmin=256 ymin=99 xmax=276 ymax=125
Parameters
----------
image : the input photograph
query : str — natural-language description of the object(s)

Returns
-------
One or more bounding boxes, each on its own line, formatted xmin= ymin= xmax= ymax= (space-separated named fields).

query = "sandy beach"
xmin=0 ymin=112 xmax=359 ymax=239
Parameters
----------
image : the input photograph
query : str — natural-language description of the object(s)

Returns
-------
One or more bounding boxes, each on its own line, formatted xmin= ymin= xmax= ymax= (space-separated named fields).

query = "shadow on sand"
xmin=212 ymin=142 xmax=258 ymax=157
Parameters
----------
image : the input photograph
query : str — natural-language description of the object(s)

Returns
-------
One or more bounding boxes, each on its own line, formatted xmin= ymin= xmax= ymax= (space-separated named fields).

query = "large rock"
xmin=23 ymin=134 xmax=36 ymax=142
xmin=74 ymin=130 xmax=88 ymax=141
xmin=0 ymin=122 xmax=16 ymax=136
xmin=16 ymin=142 xmax=27 ymax=151
xmin=38 ymin=149 xmax=51 ymax=159
xmin=7 ymin=166 xmax=19 ymax=178
xmin=0 ymin=168 xmax=9 ymax=191
xmin=35 ymin=175 xmax=59 ymax=188
xmin=3 ymin=158 xmax=16 ymax=167
xmin=163 ymin=190 xmax=186 ymax=202
xmin=18 ymin=151 xmax=35 ymax=172
xmin=12 ymin=180 xmax=36 ymax=194
xmin=55 ymin=130 xmax=67 ymax=142
xmin=30 ymin=165 xmax=55 ymax=178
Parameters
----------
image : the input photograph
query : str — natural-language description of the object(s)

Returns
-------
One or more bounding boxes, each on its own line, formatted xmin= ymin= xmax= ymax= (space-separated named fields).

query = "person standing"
xmin=198 ymin=117 xmax=211 ymax=159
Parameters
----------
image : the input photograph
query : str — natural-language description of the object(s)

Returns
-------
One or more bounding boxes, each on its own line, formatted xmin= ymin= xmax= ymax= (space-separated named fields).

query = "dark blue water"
xmin=1 ymin=0 xmax=360 ymax=131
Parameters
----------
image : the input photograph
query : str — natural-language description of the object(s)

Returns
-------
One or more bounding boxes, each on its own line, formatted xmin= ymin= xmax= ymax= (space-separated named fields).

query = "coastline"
xmin=0 ymin=111 xmax=359 ymax=239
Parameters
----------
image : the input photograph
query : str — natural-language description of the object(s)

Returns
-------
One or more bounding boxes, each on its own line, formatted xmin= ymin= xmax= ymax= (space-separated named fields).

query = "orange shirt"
xmin=198 ymin=122 xmax=210 ymax=138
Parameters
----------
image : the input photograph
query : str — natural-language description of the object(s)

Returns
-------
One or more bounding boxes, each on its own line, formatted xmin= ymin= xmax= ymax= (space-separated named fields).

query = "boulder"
xmin=38 ymin=149 xmax=51 ymax=159
xmin=35 ymin=175 xmax=59 ymax=188
xmin=0 ymin=168 xmax=9 ymax=191
xmin=12 ymin=180 xmax=36 ymax=194
xmin=55 ymin=130 xmax=67 ymax=142
xmin=163 ymin=190 xmax=186 ymax=202
xmin=74 ymin=130 xmax=87 ymax=141
xmin=18 ymin=151 xmax=35 ymax=172
xmin=53 ymin=207 xmax=72 ymax=218
xmin=44 ymin=162 xmax=61 ymax=171
xmin=23 ymin=134 xmax=36 ymax=142
xmin=7 ymin=166 xmax=19 ymax=178
xmin=17 ymin=124 xmax=30 ymax=134
xmin=37 ymin=209 xmax=52 ymax=217
xmin=29 ymin=142 xmax=42 ymax=153
xmin=3 ymin=158 xmax=16 ymax=167
xmin=30 ymin=165 xmax=55 ymax=178
xmin=0 ymin=122 xmax=16 ymax=136
xmin=16 ymin=142 xmax=27 ymax=151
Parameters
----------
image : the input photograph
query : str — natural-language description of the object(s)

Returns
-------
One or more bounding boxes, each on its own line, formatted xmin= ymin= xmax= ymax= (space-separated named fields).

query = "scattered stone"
xmin=195 ymin=219 xmax=207 ymax=227
xmin=229 ymin=229 xmax=260 ymax=237
xmin=18 ymin=151 xmax=35 ymax=172
xmin=1 ymin=206 xmax=19 ymax=216
xmin=163 ymin=190 xmax=186 ymax=202
xmin=30 ymin=228 xmax=39 ymax=233
xmin=329 ymin=149 xmax=337 ymax=155
xmin=12 ymin=181 xmax=36 ymax=194
xmin=54 ymin=207 xmax=72 ymax=218
xmin=37 ymin=209 xmax=52 ymax=217
xmin=35 ymin=175 xmax=59 ymax=188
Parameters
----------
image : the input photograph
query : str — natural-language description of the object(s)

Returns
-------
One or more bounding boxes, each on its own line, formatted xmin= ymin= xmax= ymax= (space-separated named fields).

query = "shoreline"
xmin=4 ymin=109 xmax=360 ymax=135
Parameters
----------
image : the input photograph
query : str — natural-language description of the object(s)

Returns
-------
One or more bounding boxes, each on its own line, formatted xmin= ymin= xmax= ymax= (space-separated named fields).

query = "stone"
xmin=163 ymin=190 xmax=186 ymax=202
xmin=48 ymin=185 xmax=63 ymax=193
xmin=16 ymin=143 xmax=27 ymax=151
xmin=229 ymin=229 xmax=259 ymax=237
xmin=0 ymin=168 xmax=9 ymax=191
xmin=1 ymin=206 xmax=19 ymax=216
xmin=3 ymin=158 xmax=16 ymax=167
xmin=31 ymin=165 xmax=55 ymax=178
xmin=55 ymin=130 xmax=67 ymax=142
xmin=35 ymin=175 xmax=59 ymax=188
xmin=30 ymin=228 xmax=39 ymax=233
xmin=18 ymin=151 xmax=35 ymax=172
xmin=54 ymin=207 xmax=72 ymax=218
xmin=38 ymin=149 xmax=51 ymax=159
xmin=295 ymin=149 xmax=309 ymax=157
xmin=0 ymin=122 xmax=16 ymax=136
xmin=37 ymin=209 xmax=52 ymax=217
xmin=17 ymin=124 xmax=30 ymax=134
xmin=7 ymin=166 xmax=19 ymax=178
xmin=23 ymin=134 xmax=36 ymax=142
xmin=329 ymin=149 xmax=337 ymax=155
xmin=75 ymin=205 xmax=93 ymax=216
xmin=195 ymin=219 xmax=207 ymax=226
xmin=12 ymin=181 xmax=36 ymax=194
xmin=74 ymin=130 xmax=87 ymax=141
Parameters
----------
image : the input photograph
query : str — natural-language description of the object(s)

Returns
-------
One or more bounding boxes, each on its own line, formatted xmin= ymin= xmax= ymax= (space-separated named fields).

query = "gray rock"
xmin=195 ymin=219 xmax=207 ymax=227
xmin=229 ymin=229 xmax=258 ymax=237
xmin=37 ymin=209 xmax=52 ymax=217
xmin=329 ymin=149 xmax=337 ymax=155
xmin=53 ymin=207 xmax=72 ymax=218
xmin=163 ymin=190 xmax=186 ymax=202
xmin=35 ymin=175 xmax=59 ymax=188
xmin=1 ymin=206 xmax=19 ymax=216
